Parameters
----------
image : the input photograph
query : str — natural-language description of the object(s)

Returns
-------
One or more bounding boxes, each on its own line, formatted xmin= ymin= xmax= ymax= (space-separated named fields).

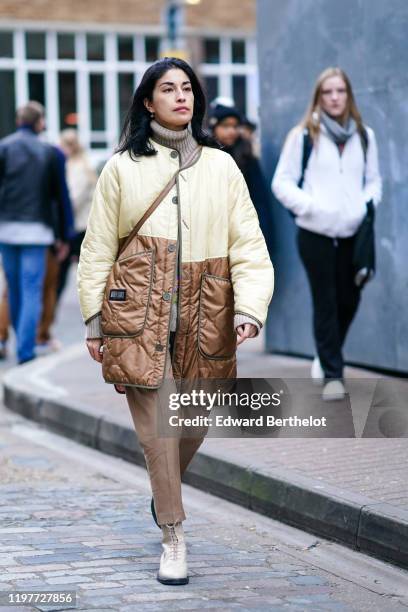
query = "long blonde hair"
xmin=301 ymin=67 xmax=365 ymax=144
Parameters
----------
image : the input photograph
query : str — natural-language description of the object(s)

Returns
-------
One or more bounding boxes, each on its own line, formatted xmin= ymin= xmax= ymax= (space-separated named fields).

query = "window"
xmin=118 ymin=73 xmax=134 ymax=130
xmin=118 ymin=36 xmax=134 ymax=61
xmin=26 ymin=32 xmax=46 ymax=60
xmin=28 ymin=72 xmax=45 ymax=106
xmin=0 ymin=28 xmax=257 ymax=158
xmin=90 ymin=74 xmax=105 ymax=130
xmin=0 ymin=71 xmax=15 ymax=137
xmin=232 ymin=75 xmax=247 ymax=117
xmin=232 ymin=40 xmax=246 ymax=64
xmin=0 ymin=31 xmax=13 ymax=58
xmin=58 ymin=72 xmax=77 ymax=129
xmin=204 ymin=76 xmax=218 ymax=105
xmin=204 ymin=39 xmax=220 ymax=63
xmin=90 ymin=141 xmax=108 ymax=149
xmin=58 ymin=34 xmax=75 ymax=60
xmin=87 ymin=34 xmax=105 ymax=61
xmin=145 ymin=37 xmax=159 ymax=62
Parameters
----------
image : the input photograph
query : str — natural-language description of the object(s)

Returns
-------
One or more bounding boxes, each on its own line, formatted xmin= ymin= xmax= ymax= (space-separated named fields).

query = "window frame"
xmin=0 ymin=26 xmax=259 ymax=161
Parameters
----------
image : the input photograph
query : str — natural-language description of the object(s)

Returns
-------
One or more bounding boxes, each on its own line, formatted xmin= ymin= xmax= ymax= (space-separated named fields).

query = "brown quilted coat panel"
xmin=101 ymin=234 xmax=236 ymax=388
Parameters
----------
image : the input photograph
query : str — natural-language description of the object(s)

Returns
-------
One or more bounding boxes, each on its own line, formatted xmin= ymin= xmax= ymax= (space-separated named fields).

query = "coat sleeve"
xmin=227 ymin=156 xmax=274 ymax=327
xmin=77 ymin=155 xmax=120 ymax=324
xmin=271 ymin=127 xmax=314 ymax=216
xmin=363 ymin=128 xmax=382 ymax=207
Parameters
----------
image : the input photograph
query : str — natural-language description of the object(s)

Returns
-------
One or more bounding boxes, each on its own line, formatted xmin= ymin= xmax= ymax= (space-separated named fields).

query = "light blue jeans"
xmin=0 ymin=244 xmax=47 ymax=363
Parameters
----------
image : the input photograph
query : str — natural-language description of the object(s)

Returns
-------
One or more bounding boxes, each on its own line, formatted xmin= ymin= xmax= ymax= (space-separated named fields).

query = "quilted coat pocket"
xmin=198 ymin=273 xmax=236 ymax=360
xmin=101 ymin=249 xmax=154 ymax=337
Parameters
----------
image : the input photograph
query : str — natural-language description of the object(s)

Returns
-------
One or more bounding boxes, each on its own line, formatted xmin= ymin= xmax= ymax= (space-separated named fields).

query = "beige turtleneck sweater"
xmin=85 ymin=120 xmax=260 ymax=339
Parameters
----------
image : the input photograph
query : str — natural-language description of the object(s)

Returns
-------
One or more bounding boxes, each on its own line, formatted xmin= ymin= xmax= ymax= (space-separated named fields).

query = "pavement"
xmin=1 ymin=266 xmax=408 ymax=573
xmin=0 ymin=401 xmax=407 ymax=611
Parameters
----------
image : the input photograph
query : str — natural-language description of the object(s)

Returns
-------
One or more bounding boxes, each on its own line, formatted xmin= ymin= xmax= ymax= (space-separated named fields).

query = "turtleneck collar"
xmin=150 ymin=119 xmax=199 ymax=166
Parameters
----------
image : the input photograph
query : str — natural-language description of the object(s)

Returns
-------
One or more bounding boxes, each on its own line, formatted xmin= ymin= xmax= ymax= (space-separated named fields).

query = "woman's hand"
xmin=236 ymin=323 xmax=257 ymax=346
xmin=86 ymin=339 xmax=127 ymax=394
xmin=86 ymin=338 xmax=103 ymax=363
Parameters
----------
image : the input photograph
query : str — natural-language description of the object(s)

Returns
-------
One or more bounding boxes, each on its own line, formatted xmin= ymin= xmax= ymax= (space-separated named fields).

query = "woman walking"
xmin=272 ymin=67 xmax=381 ymax=401
xmin=58 ymin=129 xmax=97 ymax=300
xmin=77 ymin=58 xmax=273 ymax=585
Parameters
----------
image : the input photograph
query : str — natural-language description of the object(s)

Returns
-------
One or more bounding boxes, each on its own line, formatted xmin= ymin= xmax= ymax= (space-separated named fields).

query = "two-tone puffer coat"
xmin=77 ymin=140 xmax=274 ymax=389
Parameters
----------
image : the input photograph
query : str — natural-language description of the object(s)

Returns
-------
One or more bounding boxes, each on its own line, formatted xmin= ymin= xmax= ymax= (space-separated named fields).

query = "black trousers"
xmin=57 ymin=231 xmax=86 ymax=302
xmin=297 ymin=227 xmax=361 ymax=380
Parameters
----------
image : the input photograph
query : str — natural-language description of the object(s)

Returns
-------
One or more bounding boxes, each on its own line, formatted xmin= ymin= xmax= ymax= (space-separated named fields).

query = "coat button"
xmin=155 ymin=343 xmax=164 ymax=352
xmin=170 ymin=150 xmax=178 ymax=159
xmin=172 ymin=195 xmax=178 ymax=204
xmin=163 ymin=291 xmax=172 ymax=301
xmin=168 ymin=243 xmax=176 ymax=253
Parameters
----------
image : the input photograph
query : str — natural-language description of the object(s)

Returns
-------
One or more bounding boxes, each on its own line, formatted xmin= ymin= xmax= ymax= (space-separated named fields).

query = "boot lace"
xmin=166 ymin=523 xmax=179 ymax=561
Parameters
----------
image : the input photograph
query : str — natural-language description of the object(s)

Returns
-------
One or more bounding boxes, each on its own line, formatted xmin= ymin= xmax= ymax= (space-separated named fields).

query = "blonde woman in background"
xmin=57 ymin=129 xmax=97 ymax=300
xmin=272 ymin=67 xmax=382 ymax=401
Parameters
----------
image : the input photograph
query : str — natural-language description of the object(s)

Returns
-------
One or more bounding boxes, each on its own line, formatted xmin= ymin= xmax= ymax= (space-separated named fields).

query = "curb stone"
xmin=3 ymin=364 xmax=408 ymax=570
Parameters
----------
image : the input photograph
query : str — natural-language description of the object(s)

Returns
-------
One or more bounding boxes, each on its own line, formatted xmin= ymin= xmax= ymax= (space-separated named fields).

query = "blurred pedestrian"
xmin=57 ymin=129 xmax=97 ymax=300
xmin=272 ymin=67 xmax=382 ymax=400
xmin=0 ymin=101 xmax=69 ymax=364
xmin=78 ymin=58 xmax=273 ymax=586
xmin=209 ymin=103 xmax=274 ymax=255
xmin=0 ymin=142 xmax=73 ymax=358
xmin=240 ymin=117 xmax=261 ymax=158
xmin=36 ymin=144 xmax=74 ymax=353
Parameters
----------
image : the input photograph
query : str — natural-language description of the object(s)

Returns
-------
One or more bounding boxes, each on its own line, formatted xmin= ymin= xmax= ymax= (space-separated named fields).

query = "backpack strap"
xmin=298 ymin=126 xmax=368 ymax=188
xmin=298 ymin=128 xmax=313 ymax=189
xmin=359 ymin=126 xmax=368 ymax=187
xmin=360 ymin=126 xmax=368 ymax=163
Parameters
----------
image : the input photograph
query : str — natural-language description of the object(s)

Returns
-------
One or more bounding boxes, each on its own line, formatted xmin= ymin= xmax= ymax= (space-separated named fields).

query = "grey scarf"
xmin=320 ymin=110 xmax=357 ymax=145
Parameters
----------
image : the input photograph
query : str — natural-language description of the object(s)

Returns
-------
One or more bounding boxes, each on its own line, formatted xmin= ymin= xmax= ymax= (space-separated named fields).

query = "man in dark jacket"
xmin=0 ymin=101 xmax=69 ymax=363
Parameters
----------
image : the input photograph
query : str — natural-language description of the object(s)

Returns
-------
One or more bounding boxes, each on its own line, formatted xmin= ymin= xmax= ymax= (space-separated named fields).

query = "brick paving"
xmin=0 ymin=405 xmax=406 ymax=611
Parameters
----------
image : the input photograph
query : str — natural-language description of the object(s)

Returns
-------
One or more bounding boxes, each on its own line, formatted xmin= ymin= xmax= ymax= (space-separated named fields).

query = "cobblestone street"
xmin=0 ymin=402 xmax=406 ymax=611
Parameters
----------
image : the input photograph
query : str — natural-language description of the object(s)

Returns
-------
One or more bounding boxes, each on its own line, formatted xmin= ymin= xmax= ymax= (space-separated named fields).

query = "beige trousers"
xmin=125 ymin=348 xmax=207 ymax=525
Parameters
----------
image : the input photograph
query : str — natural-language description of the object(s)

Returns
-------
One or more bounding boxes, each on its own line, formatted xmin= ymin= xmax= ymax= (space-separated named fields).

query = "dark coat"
xmin=0 ymin=128 xmax=69 ymax=240
xmin=225 ymin=138 xmax=274 ymax=256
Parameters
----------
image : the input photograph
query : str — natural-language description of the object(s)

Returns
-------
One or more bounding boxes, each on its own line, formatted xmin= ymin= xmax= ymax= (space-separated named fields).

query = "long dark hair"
xmin=117 ymin=57 xmax=219 ymax=159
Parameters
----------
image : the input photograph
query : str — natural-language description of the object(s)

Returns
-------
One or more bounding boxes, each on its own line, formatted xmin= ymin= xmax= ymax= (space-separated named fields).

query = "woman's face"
xmin=144 ymin=68 xmax=194 ymax=130
xmin=320 ymin=75 xmax=348 ymax=119
xmin=60 ymin=138 xmax=76 ymax=158
xmin=213 ymin=117 xmax=240 ymax=147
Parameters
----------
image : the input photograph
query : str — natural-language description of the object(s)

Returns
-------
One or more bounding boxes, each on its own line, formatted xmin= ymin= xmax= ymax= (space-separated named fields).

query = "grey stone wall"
xmin=257 ymin=0 xmax=408 ymax=373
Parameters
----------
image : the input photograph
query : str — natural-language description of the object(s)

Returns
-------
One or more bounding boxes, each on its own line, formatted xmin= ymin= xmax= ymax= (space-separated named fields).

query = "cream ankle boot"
xmin=157 ymin=522 xmax=189 ymax=585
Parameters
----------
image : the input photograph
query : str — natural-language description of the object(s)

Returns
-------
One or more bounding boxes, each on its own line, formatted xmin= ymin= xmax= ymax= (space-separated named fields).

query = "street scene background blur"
xmin=1 ymin=0 xmax=407 ymax=373
xmin=0 ymin=0 xmax=257 ymax=165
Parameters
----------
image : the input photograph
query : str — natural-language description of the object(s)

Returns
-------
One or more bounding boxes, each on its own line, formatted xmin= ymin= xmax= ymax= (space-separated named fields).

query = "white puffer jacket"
xmin=272 ymin=124 xmax=382 ymax=238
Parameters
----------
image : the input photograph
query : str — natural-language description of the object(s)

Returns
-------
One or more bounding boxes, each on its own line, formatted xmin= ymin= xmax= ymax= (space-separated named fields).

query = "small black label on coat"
xmin=109 ymin=289 xmax=126 ymax=301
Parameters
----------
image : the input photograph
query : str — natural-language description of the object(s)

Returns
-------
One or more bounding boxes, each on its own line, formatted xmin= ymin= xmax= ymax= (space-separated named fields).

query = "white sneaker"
xmin=157 ymin=522 xmax=189 ymax=585
xmin=311 ymin=356 xmax=324 ymax=385
xmin=322 ymin=380 xmax=346 ymax=402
